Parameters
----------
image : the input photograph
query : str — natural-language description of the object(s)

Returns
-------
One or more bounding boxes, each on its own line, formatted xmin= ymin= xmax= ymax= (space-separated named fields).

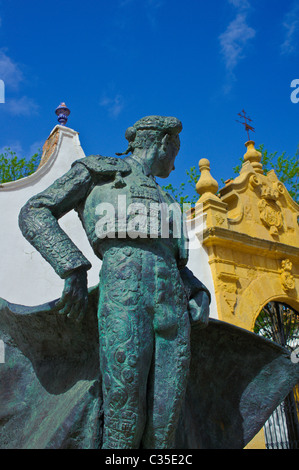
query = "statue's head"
xmin=119 ymin=115 xmax=183 ymax=178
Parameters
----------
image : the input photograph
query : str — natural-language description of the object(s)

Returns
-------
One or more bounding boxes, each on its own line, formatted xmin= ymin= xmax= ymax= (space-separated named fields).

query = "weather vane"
xmin=236 ymin=109 xmax=255 ymax=141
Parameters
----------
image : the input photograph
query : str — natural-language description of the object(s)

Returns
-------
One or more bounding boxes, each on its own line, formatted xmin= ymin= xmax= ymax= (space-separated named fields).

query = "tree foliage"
xmin=162 ymin=165 xmax=200 ymax=210
xmin=0 ymin=148 xmax=41 ymax=184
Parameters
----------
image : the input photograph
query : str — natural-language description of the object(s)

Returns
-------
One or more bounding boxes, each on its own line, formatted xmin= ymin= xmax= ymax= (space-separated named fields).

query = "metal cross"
xmin=236 ymin=109 xmax=255 ymax=140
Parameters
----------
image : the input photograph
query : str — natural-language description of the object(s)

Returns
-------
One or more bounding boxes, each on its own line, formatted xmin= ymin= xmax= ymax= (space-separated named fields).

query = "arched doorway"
xmin=254 ymin=302 xmax=299 ymax=449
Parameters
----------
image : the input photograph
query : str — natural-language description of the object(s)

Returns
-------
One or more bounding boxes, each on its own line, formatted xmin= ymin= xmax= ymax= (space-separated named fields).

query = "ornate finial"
xmin=55 ymin=102 xmax=70 ymax=126
xmin=243 ymin=141 xmax=263 ymax=174
xmin=236 ymin=109 xmax=255 ymax=141
xmin=196 ymin=158 xmax=219 ymax=203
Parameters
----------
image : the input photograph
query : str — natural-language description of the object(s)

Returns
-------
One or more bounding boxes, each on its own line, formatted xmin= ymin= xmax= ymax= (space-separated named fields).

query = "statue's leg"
xmin=97 ymin=249 xmax=154 ymax=449
xmin=141 ymin=257 xmax=191 ymax=450
xmin=142 ymin=308 xmax=191 ymax=449
xmin=98 ymin=301 xmax=154 ymax=449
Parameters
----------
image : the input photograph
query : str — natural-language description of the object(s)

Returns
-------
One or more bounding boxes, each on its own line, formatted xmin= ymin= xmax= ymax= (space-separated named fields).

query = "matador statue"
xmin=0 ymin=116 xmax=298 ymax=449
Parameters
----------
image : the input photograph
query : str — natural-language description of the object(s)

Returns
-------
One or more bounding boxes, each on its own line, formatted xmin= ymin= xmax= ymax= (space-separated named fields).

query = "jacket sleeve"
xmin=180 ymin=266 xmax=211 ymax=304
xmin=19 ymin=162 xmax=93 ymax=279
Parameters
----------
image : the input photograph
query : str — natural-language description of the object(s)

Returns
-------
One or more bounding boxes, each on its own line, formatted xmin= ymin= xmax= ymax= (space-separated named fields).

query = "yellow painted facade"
xmin=194 ymin=141 xmax=299 ymax=449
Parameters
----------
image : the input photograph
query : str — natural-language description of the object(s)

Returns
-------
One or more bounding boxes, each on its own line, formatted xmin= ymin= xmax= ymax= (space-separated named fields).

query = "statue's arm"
xmin=19 ymin=163 xmax=95 ymax=321
xmin=180 ymin=266 xmax=211 ymax=328
xmin=19 ymin=163 xmax=93 ymax=279
xmin=180 ymin=266 xmax=211 ymax=302
xmin=173 ymin=197 xmax=211 ymax=328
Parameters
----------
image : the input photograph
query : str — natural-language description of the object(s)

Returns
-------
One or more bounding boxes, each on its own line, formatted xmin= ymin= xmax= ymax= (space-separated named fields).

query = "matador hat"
xmin=116 ymin=115 xmax=182 ymax=156
xmin=130 ymin=115 xmax=182 ymax=135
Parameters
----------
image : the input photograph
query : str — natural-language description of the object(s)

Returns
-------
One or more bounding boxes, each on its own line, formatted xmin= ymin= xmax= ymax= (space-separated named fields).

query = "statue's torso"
xmin=76 ymin=156 xmax=187 ymax=263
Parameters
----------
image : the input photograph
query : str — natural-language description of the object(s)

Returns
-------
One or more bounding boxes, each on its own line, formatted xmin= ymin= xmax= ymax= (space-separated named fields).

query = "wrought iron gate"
xmin=254 ymin=302 xmax=299 ymax=449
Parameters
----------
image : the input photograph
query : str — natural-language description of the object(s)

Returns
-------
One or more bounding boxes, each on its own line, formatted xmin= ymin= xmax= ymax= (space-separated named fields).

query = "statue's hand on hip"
xmin=188 ymin=290 xmax=210 ymax=329
xmin=54 ymin=269 xmax=89 ymax=322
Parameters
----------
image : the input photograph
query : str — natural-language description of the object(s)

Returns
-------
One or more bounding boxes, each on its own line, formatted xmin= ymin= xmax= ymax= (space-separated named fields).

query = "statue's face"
xmin=151 ymin=134 xmax=180 ymax=179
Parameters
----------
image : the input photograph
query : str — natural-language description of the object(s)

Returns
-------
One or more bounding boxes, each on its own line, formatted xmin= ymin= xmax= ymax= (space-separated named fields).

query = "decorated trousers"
xmin=97 ymin=241 xmax=191 ymax=449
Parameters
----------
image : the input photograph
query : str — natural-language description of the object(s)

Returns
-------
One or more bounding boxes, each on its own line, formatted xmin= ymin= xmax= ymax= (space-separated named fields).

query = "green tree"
xmin=162 ymin=165 xmax=200 ymax=210
xmin=0 ymin=148 xmax=41 ymax=184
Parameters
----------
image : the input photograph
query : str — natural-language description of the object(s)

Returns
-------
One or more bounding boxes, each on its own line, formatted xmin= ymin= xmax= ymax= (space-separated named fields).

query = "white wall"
xmin=186 ymin=211 xmax=218 ymax=319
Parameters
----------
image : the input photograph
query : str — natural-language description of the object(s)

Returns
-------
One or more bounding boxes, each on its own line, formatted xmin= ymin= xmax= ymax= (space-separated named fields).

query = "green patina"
xmin=0 ymin=116 xmax=298 ymax=449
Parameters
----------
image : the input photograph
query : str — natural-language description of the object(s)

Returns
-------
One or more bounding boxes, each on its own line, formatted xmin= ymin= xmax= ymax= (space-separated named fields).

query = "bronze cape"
xmin=0 ymin=287 xmax=298 ymax=449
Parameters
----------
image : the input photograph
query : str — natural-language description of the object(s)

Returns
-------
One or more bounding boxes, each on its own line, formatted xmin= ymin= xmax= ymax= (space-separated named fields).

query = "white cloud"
xmin=5 ymin=96 xmax=39 ymax=116
xmin=228 ymin=0 xmax=250 ymax=10
xmin=219 ymin=0 xmax=255 ymax=95
xmin=281 ymin=1 xmax=299 ymax=55
xmin=0 ymin=18 xmax=39 ymax=115
xmin=100 ymin=94 xmax=125 ymax=118
xmin=219 ymin=13 xmax=256 ymax=73
xmin=0 ymin=50 xmax=23 ymax=90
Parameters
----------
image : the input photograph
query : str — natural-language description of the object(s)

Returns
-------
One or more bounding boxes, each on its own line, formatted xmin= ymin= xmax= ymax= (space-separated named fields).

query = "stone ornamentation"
xmin=280 ymin=259 xmax=295 ymax=292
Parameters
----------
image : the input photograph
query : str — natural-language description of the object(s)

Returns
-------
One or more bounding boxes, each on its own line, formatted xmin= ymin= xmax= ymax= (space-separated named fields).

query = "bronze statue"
xmin=18 ymin=116 xmax=210 ymax=449
xmin=0 ymin=116 xmax=298 ymax=449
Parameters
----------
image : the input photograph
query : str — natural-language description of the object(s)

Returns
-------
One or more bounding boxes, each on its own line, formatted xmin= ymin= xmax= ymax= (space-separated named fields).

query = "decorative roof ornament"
xmin=196 ymin=158 xmax=219 ymax=203
xmin=236 ymin=109 xmax=255 ymax=141
xmin=55 ymin=102 xmax=70 ymax=126
xmin=243 ymin=140 xmax=263 ymax=174
xmin=236 ymin=110 xmax=263 ymax=173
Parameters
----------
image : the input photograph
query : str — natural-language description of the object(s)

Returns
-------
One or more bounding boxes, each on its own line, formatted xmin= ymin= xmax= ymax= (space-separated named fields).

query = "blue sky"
xmin=0 ymin=0 xmax=298 ymax=194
